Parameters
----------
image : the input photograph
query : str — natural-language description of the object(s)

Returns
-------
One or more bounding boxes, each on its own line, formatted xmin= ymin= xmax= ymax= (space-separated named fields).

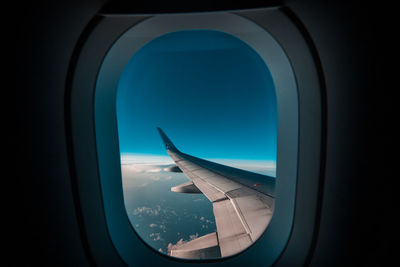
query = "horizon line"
xmin=120 ymin=152 xmax=276 ymax=165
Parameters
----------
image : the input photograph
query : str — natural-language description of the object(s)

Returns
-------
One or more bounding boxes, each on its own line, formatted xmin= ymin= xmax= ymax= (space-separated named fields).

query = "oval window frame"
xmin=94 ymin=12 xmax=298 ymax=265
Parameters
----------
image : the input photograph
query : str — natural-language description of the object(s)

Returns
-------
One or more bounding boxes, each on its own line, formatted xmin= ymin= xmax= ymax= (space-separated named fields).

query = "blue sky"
xmin=116 ymin=30 xmax=277 ymax=161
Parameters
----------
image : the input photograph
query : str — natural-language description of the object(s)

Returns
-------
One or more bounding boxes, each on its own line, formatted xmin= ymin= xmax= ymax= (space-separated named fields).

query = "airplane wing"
xmin=157 ymin=128 xmax=275 ymax=259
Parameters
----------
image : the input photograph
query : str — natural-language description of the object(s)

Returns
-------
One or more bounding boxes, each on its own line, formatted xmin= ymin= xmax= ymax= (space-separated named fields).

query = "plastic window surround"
xmin=93 ymin=12 xmax=298 ymax=266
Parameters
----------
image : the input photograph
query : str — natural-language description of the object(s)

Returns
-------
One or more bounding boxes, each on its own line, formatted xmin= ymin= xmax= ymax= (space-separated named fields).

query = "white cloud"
xmin=147 ymin=168 xmax=163 ymax=173
xmin=120 ymin=154 xmax=177 ymax=179
xmin=150 ymin=232 xmax=162 ymax=241
xmin=121 ymin=153 xmax=173 ymax=165
xmin=132 ymin=205 xmax=164 ymax=217
xmin=189 ymin=233 xmax=199 ymax=240
xmin=121 ymin=164 xmax=168 ymax=174
xmin=133 ymin=206 xmax=158 ymax=216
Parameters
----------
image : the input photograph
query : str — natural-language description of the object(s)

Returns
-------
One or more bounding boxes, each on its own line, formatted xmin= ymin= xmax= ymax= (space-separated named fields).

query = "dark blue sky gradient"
xmin=116 ymin=30 xmax=277 ymax=161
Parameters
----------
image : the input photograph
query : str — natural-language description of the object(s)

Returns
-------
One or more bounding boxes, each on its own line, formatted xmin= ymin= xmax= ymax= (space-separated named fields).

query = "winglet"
xmin=157 ymin=127 xmax=179 ymax=152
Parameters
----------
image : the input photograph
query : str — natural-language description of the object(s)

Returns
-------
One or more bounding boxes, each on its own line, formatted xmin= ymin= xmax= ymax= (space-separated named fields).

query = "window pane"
xmin=116 ymin=30 xmax=277 ymax=259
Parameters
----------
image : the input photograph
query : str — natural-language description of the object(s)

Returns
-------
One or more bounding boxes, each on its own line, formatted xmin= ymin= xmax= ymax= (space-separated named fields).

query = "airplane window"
xmin=116 ymin=29 xmax=277 ymax=259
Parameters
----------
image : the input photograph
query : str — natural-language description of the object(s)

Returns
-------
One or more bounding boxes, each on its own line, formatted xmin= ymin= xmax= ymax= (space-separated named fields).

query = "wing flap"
xmin=226 ymin=188 xmax=274 ymax=241
xmin=169 ymin=232 xmax=221 ymax=259
xmin=213 ymin=198 xmax=252 ymax=257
